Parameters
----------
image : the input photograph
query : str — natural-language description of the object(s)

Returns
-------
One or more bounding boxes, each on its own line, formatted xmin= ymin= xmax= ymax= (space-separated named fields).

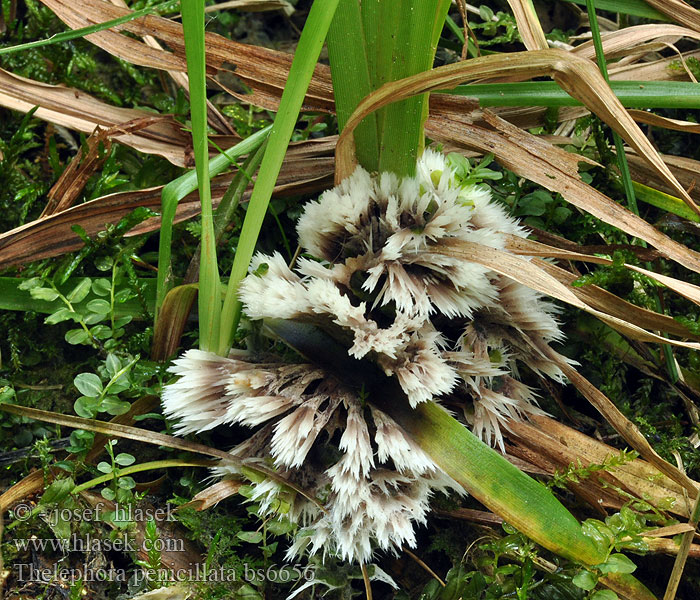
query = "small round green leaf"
xmin=66 ymin=278 xmax=92 ymax=303
xmin=86 ymin=299 xmax=111 ymax=315
xmin=30 ymin=287 xmax=59 ymax=301
xmin=91 ymin=278 xmax=112 ymax=296
xmin=115 ymin=453 xmax=135 ymax=466
xmin=65 ymin=329 xmax=89 ymax=345
xmin=97 ymin=461 xmax=113 ymax=474
xmin=572 ymin=571 xmax=597 ymax=591
xmin=74 ymin=373 xmax=103 ymax=397
xmin=74 ymin=396 xmax=99 ymax=418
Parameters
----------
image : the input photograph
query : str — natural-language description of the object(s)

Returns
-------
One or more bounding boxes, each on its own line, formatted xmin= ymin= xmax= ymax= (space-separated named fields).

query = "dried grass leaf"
xmin=628 ymin=110 xmax=700 ymax=135
xmin=337 ymin=49 xmax=699 ymax=218
xmin=609 ymin=49 xmax=700 ymax=81
xmin=0 ymin=143 xmax=334 ymax=269
xmin=0 ymin=68 xmax=189 ymax=165
xmin=643 ymin=0 xmax=700 ymax=32
xmin=504 ymin=234 xmax=700 ymax=308
xmin=506 ymin=0 xmax=548 ymax=50
xmin=572 ymin=24 xmax=700 ymax=60
xmin=530 ymin=257 xmax=698 ymax=340
xmin=508 ymin=415 xmax=696 ymax=518
xmin=39 ymin=0 xmax=334 ymax=113
xmin=425 ymin=110 xmax=700 ymax=275
xmin=439 ymin=238 xmax=700 ymax=349
xmin=534 ymin=344 xmax=699 ymax=496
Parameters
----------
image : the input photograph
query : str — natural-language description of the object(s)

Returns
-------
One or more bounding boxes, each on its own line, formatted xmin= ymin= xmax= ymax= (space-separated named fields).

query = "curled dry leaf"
xmin=572 ymin=24 xmax=700 ymax=60
xmin=38 ymin=0 xmax=334 ymax=113
xmin=507 ymin=415 xmax=697 ymax=519
xmin=425 ymin=109 xmax=700 ymax=275
xmin=0 ymin=141 xmax=334 ymax=269
xmin=0 ymin=68 xmax=189 ymax=165
xmin=336 ymin=48 xmax=700 ymax=218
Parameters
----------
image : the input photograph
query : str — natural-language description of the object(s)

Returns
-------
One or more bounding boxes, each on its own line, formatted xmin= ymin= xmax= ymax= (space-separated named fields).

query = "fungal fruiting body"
xmin=162 ymin=149 xmax=567 ymax=564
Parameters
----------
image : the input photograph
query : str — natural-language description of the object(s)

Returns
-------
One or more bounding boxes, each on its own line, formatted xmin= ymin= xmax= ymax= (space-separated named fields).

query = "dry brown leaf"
xmin=42 ymin=117 xmax=169 ymax=217
xmin=531 ymin=257 xmax=698 ymax=340
xmin=628 ymin=110 xmax=700 ymax=135
xmin=179 ymin=478 xmax=243 ymax=511
xmin=438 ymin=238 xmax=700 ymax=349
xmin=573 ymin=24 xmax=700 ymax=60
xmin=504 ymin=234 xmax=700 ymax=308
xmin=534 ymin=343 xmax=699 ymax=496
xmin=0 ymin=68 xmax=189 ymax=165
xmin=425 ymin=110 xmax=700 ymax=275
xmin=39 ymin=0 xmax=334 ymax=113
xmin=204 ymin=0 xmax=294 ymax=14
xmin=627 ymin=153 xmax=700 ymax=204
xmin=337 ymin=49 xmax=699 ymax=219
xmin=508 ymin=415 xmax=697 ymax=518
xmin=108 ymin=0 xmax=235 ymax=135
xmin=0 ymin=142 xmax=334 ymax=269
xmin=506 ymin=0 xmax=548 ymax=50
xmin=643 ymin=0 xmax=700 ymax=33
xmin=609 ymin=49 xmax=700 ymax=81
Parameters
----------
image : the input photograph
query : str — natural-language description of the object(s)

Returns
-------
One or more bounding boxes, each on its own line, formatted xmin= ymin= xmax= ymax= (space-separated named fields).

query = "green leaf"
xmin=447 ymin=81 xmax=700 ymax=109
xmin=573 ymin=571 xmax=598 ymax=591
xmin=101 ymin=487 xmax=116 ymax=501
xmin=74 ymin=373 xmax=103 ymax=397
xmin=181 ymin=0 xmax=221 ymax=353
xmin=327 ymin=0 xmax=379 ymax=170
xmin=30 ymin=287 xmax=59 ymax=302
xmin=105 ymin=354 xmax=122 ymax=377
xmin=101 ymin=397 xmax=131 ymax=416
xmin=65 ymin=329 xmax=89 ymax=345
xmin=562 ymin=0 xmax=665 ymax=19
xmin=117 ymin=476 xmax=136 ymax=490
xmin=40 ymin=478 xmax=75 ymax=505
xmin=86 ymin=299 xmax=111 ymax=315
xmin=115 ymin=453 xmax=135 ymax=466
xmin=598 ymin=553 xmax=637 ymax=575
xmin=90 ymin=325 xmax=112 ymax=340
xmin=18 ymin=277 xmax=43 ymax=291
xmin=97 ymin=461 xmax=113 ymax=474
xmin=217 ymin=0 xmax=341 ymax=354
xmin=237 ymin=531 xmax=263 ymax=544
xmin=591 ymin=591 xmax=619 ymax=600
xmin=74 ymin=396 xmax=99 ymax=418
xmin=91 ymin=278 xmax=112 ymax=296
xmin=45 ymin=308 xmax=79 ymax=325
xmin=66 ymin=278 xmax=92 ymax=303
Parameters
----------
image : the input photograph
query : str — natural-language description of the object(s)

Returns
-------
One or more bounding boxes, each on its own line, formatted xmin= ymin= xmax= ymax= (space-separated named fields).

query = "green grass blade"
xmin=327 ymin=0 xmax=379 ymax=171
xmin=633 ymin=182 xmax=700 ymax=222
xmin=562 ymin=0 xmax=667 ymax=19
xmin=377 ymin=0 xmax=449 ymax=176
xmin=0 ymin=0 xmax=180 ymax=56
xmin=155 ymin=125 xmax=270 ymax=324
xmin=181 ymin=0 xmax=220 ymax=352
xmin=217 ymin=0 xmax=340 ymax=355
xmin=446 ymin=81 xmax=700 ymax=108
